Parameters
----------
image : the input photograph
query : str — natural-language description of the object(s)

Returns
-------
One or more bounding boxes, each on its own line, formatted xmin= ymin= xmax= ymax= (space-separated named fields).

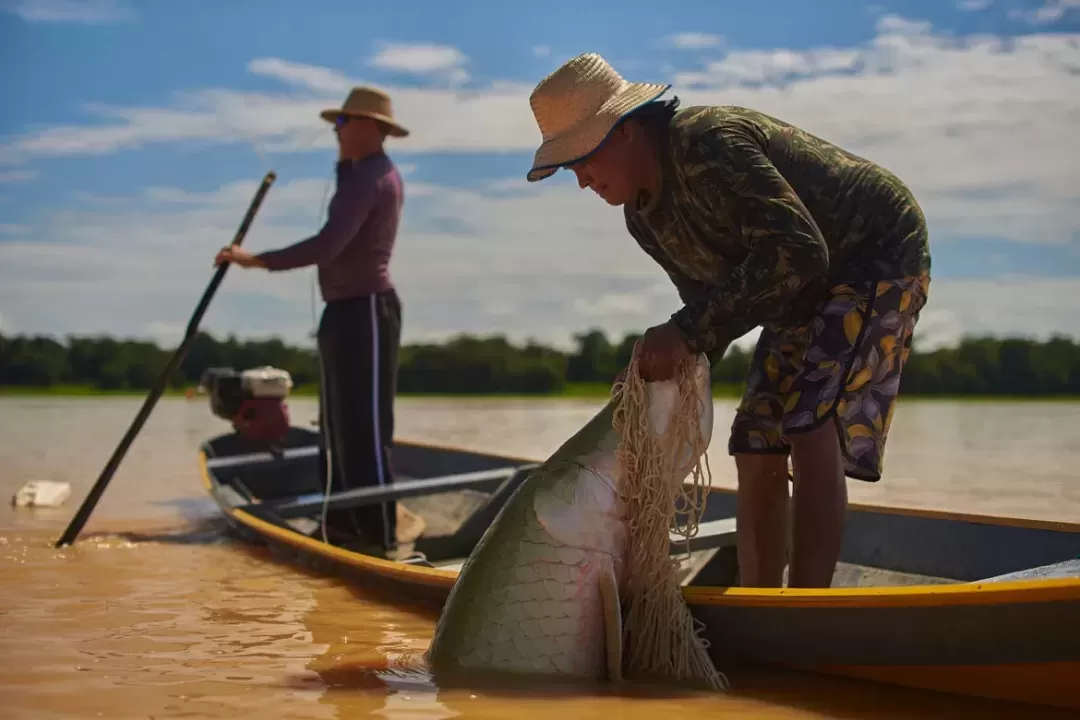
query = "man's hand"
xmin=637 ymin=321 xmax=692 ymax=382
xmin=214 ymin=246 xmax=265 ymax=269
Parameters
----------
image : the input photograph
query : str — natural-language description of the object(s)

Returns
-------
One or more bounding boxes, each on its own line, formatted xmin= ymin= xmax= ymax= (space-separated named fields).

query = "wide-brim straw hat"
xmin=527 ymin=53 xmax=670 ymax=182
xmin=320 ymin=86 xmax=410 ymax=138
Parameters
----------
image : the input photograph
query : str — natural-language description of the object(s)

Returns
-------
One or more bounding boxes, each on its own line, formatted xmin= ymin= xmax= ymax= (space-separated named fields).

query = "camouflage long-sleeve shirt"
xmin=624 ymin=105 xmax=931 ymax=359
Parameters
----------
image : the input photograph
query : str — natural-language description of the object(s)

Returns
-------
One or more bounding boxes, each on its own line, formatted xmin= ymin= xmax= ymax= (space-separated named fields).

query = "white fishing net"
xmin=611 ymin=345 xmax=728 ymax=691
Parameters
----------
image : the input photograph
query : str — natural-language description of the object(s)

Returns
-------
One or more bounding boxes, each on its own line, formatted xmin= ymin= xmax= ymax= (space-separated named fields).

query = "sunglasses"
xmin=335 ymin=115 xmax=350 ymax=130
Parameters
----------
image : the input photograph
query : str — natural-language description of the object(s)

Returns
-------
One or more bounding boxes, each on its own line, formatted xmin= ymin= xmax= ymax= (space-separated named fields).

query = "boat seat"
xmin=262 ymin=465 xmax=538 ymax=519
xmin=204 ymin=445 xmax=321 ymax=472
xmin=669 ymin=517 xmax=737 ymax=555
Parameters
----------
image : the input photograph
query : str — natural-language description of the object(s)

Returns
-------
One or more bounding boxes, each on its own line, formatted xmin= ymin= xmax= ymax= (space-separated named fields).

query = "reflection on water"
xmin=1 ymin=396 xmax=1079 ymax=718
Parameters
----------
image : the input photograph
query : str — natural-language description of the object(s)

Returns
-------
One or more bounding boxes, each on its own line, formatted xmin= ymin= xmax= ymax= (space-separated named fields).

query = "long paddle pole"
xmin=55 ymin=170 xmax=277 ymax=548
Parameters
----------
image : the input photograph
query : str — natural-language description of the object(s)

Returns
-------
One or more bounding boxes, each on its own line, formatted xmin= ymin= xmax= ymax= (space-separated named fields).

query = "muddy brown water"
xmin=2 ymin=396 xmax=1078 ymax=719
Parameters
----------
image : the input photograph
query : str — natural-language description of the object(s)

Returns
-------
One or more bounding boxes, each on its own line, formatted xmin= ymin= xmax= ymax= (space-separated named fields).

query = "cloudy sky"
xmin=1 ymin=0 xmax=1078 ymax=351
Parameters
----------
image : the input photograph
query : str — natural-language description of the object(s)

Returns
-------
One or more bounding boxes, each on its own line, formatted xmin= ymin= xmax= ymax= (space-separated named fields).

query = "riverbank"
xmin=7 ymin=331 xmax=1080 ymax=400
xmin=3 ymin=383 xmax=1079 ymax=402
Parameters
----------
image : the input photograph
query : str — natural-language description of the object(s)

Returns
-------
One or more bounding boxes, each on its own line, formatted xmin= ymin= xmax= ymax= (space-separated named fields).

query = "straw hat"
xmin=527 ymin=53 xmax=670 ymax=182
xmin=320 ymin=86 xmax=410 ymax=138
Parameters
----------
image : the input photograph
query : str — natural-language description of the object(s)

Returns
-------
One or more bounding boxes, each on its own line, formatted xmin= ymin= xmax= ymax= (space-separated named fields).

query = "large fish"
xmin=425 ymin=355 xmax=714 ymax=684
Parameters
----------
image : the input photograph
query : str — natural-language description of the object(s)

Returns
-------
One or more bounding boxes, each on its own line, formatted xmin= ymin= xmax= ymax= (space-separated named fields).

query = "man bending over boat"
xmin=525 ymin=54 xmax=931 ymax=588
xmin=215 ymin=87 xmax=408 ymax=558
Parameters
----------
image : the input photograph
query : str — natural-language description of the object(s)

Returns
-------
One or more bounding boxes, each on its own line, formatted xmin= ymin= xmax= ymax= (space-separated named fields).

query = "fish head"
xmin=535 ymin=353 xmax=714 ymax=552
xmin=641 ymin=352 xmax=715 ymax=484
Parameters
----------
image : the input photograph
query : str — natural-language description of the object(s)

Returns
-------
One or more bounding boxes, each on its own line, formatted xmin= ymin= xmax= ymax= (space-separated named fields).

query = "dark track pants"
xmin=316 ymin=289 xmax=401 ymax=550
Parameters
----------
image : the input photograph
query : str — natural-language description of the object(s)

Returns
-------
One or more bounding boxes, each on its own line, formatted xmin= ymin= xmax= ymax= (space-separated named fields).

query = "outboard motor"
xmin=199 ymin=365 xmax=293 ymax=444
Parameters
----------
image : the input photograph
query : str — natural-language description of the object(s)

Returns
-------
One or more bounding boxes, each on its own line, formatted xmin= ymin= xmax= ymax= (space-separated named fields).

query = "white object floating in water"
xmin=11 ymin=480 xmax=72 ymax=508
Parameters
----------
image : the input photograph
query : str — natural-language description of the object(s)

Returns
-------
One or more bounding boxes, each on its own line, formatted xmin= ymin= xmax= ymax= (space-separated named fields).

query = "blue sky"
xmin=1 ymin=0 xmax=1078 ymax=351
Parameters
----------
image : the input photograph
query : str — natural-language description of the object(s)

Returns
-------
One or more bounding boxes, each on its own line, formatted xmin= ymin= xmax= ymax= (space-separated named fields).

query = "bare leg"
xmin=787 ymin=420 xmax=847 ymax=588
xmin=734 ymin=453 xmax=790 ymax=587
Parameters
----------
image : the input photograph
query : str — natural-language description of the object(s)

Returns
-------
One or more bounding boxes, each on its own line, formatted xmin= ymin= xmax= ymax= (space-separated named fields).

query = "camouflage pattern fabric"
xmin=624 ymin=105 xmax=931 ymax=360
xmin=730 ymin=273 xmax=929 ymax=481
xmin=622 ymin=105 xmax=932 ymax=477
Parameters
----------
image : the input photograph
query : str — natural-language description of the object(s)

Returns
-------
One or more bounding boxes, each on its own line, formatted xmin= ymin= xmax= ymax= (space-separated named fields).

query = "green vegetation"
xmin=1 ymin=330 xmax=1079 ymax=399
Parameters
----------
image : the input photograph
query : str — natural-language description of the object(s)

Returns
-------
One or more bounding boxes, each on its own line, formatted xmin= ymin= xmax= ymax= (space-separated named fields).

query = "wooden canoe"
xmin=198 ymin=425 xmax=1080 ymax=711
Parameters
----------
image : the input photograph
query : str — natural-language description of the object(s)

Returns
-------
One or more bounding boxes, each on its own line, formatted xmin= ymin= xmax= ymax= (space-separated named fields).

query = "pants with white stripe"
xmin=316 ymin=288 xmax=401 ymax=550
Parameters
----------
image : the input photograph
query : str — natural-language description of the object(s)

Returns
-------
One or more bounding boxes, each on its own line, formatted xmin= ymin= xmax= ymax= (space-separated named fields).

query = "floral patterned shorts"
xmin=729 ymin=272 xmax=930 ymax=482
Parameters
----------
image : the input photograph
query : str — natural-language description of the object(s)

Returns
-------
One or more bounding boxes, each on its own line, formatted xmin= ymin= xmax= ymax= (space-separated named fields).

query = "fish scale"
xmin=427 ymin=460 xmax=619 ymax=679
xmin=426 ymin=357 xmax=714 ymax=684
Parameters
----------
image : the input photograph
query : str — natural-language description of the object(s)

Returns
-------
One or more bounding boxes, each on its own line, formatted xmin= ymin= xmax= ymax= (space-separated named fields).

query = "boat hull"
xmin=197 ymin=428 xmax=1080 ymax=710
xmin=685 ymin=583 xmax=1080 ymax=708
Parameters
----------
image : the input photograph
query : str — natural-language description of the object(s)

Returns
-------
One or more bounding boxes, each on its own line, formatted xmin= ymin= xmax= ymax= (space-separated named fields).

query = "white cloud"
xmin=0 ymin=178 xmax=332 ymax=347
xmin=663 ymin=32 xmax=724 ymax=50
xmin=0 ymin=173 xmax=704 ymax=350
xmin=0 ymin=174 xmax=639 ymax=349
xmin=673 ymin=47 xmax=862 ymax=86
xmin=1 ymin=18 xmax=1075 ymax=251
xmin=247 ymin=58 xmax=353 ymax=95
xmin=1 ymin=173 xmax=1076 ymax=352
xmin=0 ymin=61 xmax=535 ymax=161
xmin=909 ymin=276 xmax=1080 ymax=350
xmin=3 ymin=17 xmax=1080 ymax=347
xmin=2 ymin=0 xmax=133 ymax=23
xmin=371 ymin=43 xmax=467 ymax=73
xmin=369 ymin=42 xmax=470 ymax=85
xmin=0 ymin=17 xmax=1075 ymax=251
xmin=957 ymin=0 xmax=992 ymax=10
xmin=533 ymin=45 xmax=552 ymax=58
xmin=1011 ymin=0 xmax=1080 ymax=24
xmin=669 ymin=15 xmax=1080 ymax=246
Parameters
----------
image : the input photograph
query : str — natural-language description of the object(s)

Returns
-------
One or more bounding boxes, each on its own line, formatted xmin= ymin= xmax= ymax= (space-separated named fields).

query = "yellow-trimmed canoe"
xmin=198 ymin=426 xmax=1080 ymax=711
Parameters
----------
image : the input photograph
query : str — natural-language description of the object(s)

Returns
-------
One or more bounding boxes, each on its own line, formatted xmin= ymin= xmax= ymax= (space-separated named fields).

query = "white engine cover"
xmin=240 ymin=366 xmax=293 ymax=398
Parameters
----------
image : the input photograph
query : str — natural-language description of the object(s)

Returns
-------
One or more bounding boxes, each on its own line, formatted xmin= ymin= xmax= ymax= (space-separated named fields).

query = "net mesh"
xmin=610 ymin=346 xmax=728 ymax=691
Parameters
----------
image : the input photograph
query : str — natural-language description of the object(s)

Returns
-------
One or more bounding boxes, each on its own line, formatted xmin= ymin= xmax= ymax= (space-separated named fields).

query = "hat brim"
xmin=320 ymin=109 xmax=410 ymax=138
xmin=526 ymin=83 xmax=670 ymax=182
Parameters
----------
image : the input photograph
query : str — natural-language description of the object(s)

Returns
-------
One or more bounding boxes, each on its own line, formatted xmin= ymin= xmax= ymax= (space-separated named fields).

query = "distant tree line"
xmin=1 ymin=330 xmax=1079 ymax=396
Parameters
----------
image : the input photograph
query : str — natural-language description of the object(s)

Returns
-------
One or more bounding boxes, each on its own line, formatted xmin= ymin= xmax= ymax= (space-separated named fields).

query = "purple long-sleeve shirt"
xmin=257 ymin=152 xmax=403 ymax=302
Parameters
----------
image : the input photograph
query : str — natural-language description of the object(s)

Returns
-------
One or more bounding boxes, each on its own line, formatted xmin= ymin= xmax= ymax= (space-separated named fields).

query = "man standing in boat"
xmin=525 ymin=54 xmax=931 ymax=588
xmin=215 ymin=87 xmax=408 ymax=558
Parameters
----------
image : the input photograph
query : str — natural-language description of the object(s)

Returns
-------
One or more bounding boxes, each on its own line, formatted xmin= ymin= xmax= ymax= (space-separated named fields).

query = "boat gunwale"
xmin=197 ymin=441 xmax=1080 ymax=609
xmin=202 ymin=432 xmax=1080 ymax=535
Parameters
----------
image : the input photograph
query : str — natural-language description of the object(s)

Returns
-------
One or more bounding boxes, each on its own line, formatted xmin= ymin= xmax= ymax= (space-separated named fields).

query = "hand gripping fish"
xmin=425 ymin=354 xmax=715 ymax=685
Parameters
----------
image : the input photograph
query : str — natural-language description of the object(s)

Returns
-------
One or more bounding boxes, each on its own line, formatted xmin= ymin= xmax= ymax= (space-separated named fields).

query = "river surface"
xmin=2 ymin=395 xmax=1078 ymax=719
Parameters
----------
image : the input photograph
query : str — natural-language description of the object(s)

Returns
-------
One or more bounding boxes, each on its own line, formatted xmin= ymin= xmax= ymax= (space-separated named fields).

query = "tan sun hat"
xmin=320 ymin=86 xmax=410 ymax=138
xmin=526 ymin=53 xmax=670 ymax=182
